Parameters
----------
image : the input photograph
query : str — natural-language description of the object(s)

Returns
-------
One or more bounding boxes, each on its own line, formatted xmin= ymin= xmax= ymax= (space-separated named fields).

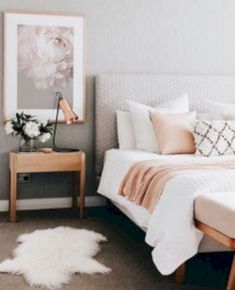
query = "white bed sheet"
xmin=98 ymin=149 xmax=203 ymax=229
xmin=98 ymin=149 xmax=233 ymax=261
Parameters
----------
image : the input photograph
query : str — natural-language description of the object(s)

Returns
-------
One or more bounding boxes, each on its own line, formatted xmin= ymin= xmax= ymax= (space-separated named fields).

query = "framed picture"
xmin=4 ymin=11 xmax=86 ymax=122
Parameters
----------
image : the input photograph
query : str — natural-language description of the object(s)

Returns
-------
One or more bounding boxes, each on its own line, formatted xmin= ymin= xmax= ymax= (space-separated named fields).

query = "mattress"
xmin=98 ymin=149 xmax=232 ymax=253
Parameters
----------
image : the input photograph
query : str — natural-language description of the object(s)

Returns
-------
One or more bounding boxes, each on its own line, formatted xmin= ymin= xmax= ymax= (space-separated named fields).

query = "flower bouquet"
xmin=5 ymin=112 xmax=53 ymax=152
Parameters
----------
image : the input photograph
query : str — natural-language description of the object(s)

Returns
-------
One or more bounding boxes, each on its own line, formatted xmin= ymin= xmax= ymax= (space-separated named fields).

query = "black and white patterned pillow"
xmin=192 ymin=120 xmax=235 ymax=156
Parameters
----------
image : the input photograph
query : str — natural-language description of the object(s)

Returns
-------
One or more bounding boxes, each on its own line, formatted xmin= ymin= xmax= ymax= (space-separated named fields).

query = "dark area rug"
xmin=0 ymin=205 xmax=232 ymax=290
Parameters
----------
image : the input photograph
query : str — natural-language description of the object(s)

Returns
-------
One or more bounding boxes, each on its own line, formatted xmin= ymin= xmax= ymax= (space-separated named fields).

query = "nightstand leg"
xmin=10 ymin=169 xmax=17 ymax=222
xmin=73 ymin=172 xmax=79 ymax=209
xmin=8 ymin=170 xmax=11 ymax=213
xmin=79 ymin=154 xmax=86 ymax=218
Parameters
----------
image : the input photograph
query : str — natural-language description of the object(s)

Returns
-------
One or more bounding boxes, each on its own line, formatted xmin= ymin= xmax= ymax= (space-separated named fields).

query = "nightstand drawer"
xmin=10 ymin=152 xmax=83 ymax=173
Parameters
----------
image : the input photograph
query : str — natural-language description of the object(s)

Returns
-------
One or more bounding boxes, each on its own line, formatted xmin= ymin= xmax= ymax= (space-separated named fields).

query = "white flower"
xmin=38 ymin=133 xmax=51 ymax=143
xmin=39 ymin=119 xmax=48 ymax=127
xmin=18 ymin=25 xmax=73 ymax=90
xmin=24 ymin=122 xmax=40 ymax=138
xmin=5 ymin=121 xmax=14 ymax=135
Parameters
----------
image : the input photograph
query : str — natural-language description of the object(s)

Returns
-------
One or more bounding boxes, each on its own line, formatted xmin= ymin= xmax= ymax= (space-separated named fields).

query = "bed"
xmin=95 ymin=74 xmax=235 ymax=276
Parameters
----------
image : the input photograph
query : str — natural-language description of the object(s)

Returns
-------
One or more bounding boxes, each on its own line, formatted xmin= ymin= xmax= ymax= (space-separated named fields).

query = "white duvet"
xmin=98 ymin=149 xmax=235 ymax=275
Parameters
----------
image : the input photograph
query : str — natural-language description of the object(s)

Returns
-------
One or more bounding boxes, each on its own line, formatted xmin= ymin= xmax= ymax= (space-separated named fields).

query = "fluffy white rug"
xmin=0 ymin=227 xmax=111 ymax=289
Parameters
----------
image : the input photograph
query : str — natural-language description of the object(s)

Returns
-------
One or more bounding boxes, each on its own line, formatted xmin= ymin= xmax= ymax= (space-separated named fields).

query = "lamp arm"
xmin=52 ymin=97 xmax=61 ymax=150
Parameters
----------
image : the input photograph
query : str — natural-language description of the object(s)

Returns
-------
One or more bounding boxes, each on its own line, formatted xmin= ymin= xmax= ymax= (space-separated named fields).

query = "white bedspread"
xmin=98 ymin=149 xmax=235 ymax=275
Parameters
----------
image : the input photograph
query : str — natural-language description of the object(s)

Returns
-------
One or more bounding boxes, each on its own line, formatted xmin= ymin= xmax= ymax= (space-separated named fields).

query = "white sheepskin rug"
xmin=0 ymin=227 xmax=111 ymax=289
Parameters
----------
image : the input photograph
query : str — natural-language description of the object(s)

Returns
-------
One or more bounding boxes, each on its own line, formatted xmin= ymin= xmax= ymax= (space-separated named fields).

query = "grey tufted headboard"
xmin=95 ymin=74 xmax=235 ymax=174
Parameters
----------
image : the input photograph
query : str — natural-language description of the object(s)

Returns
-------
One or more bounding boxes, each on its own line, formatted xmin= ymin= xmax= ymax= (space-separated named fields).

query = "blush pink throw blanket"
xmin=119 ymin=160 xmax=235 ymax=213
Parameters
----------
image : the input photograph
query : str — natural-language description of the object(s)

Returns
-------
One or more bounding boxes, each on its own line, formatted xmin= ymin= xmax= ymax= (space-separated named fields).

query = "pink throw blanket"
xmin=119 ymin=160 xmax=235 ymax=213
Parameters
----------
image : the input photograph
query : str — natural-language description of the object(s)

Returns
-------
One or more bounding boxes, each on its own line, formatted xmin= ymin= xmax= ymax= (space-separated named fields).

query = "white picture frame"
xmin=4 ymin=11 xmax=86 ymax=122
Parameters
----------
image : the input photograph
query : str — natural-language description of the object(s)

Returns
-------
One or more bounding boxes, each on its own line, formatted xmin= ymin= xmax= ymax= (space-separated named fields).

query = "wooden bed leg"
xmin=227 ymin=255 xmax=235 ymax=290
xmin=175 ymin=263 xmax=186 ymax=284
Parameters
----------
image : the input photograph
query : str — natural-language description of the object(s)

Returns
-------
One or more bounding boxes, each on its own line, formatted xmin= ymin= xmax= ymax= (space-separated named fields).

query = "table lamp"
xmin=52 ymin=92 xmax=80 ymax=152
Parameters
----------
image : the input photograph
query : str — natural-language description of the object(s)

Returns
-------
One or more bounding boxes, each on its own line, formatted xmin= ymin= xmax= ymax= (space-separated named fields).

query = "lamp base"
xmin=53 ymin=147 xmax=80 ymax=152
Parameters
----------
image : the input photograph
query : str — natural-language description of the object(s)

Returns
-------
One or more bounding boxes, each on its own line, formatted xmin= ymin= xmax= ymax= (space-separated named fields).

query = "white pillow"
xmin=197 ymin=112 xmax=212 ymax=120
xmin=192 ymin=120 xmax=235 ymax=156
xmin=221 ymin=112 xmax=235 ymax=120
xmin=206 ymin=100 xmax=235 ymax=119
xmin=116 ymin=111 xmax=136 ymax=150
xmin=127 ymin=93 xmax=189 ymax=152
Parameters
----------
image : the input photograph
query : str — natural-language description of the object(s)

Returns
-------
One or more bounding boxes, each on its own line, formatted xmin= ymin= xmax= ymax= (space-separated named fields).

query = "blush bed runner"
xmin=118 ymin=159 xmax=235 ymax=274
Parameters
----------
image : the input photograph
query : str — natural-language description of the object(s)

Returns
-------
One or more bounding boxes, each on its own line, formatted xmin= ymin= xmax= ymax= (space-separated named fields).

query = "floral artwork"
xmin=18 ymin=26 xmax=74 ymax=90
xmin=4 ymin=12 xmax=85 ymax=122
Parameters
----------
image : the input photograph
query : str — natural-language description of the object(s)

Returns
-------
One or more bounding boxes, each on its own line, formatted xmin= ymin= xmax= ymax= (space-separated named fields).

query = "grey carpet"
xmin=0 ymin=207 xmax=232 ymax=290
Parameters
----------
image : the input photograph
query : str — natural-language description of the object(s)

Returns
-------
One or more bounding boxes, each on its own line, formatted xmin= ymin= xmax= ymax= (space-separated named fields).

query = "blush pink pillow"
xmin=150 ymin=111 xmax=196 ymax=154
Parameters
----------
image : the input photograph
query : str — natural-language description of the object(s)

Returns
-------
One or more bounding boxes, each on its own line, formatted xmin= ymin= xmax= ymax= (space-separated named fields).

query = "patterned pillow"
xmin=192 ymin=120 xmax=235 ymax=156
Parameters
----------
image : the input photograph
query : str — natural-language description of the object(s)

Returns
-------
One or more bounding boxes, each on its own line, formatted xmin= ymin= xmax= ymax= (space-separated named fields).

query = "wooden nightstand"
xmin=9 ymin=151 xmax=86 ymax=222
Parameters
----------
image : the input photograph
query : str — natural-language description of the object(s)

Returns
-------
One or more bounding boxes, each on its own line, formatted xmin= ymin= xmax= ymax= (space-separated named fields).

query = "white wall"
xmin=87 ymin=0 xmax=235 ymax=75
xmin=0 ymin=0 xmax=235 ymax=200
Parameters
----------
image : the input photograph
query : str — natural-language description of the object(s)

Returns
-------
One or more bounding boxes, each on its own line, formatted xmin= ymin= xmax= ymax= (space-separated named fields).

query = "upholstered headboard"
xmin=95 ymin=74 xmax=235 ymax=174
